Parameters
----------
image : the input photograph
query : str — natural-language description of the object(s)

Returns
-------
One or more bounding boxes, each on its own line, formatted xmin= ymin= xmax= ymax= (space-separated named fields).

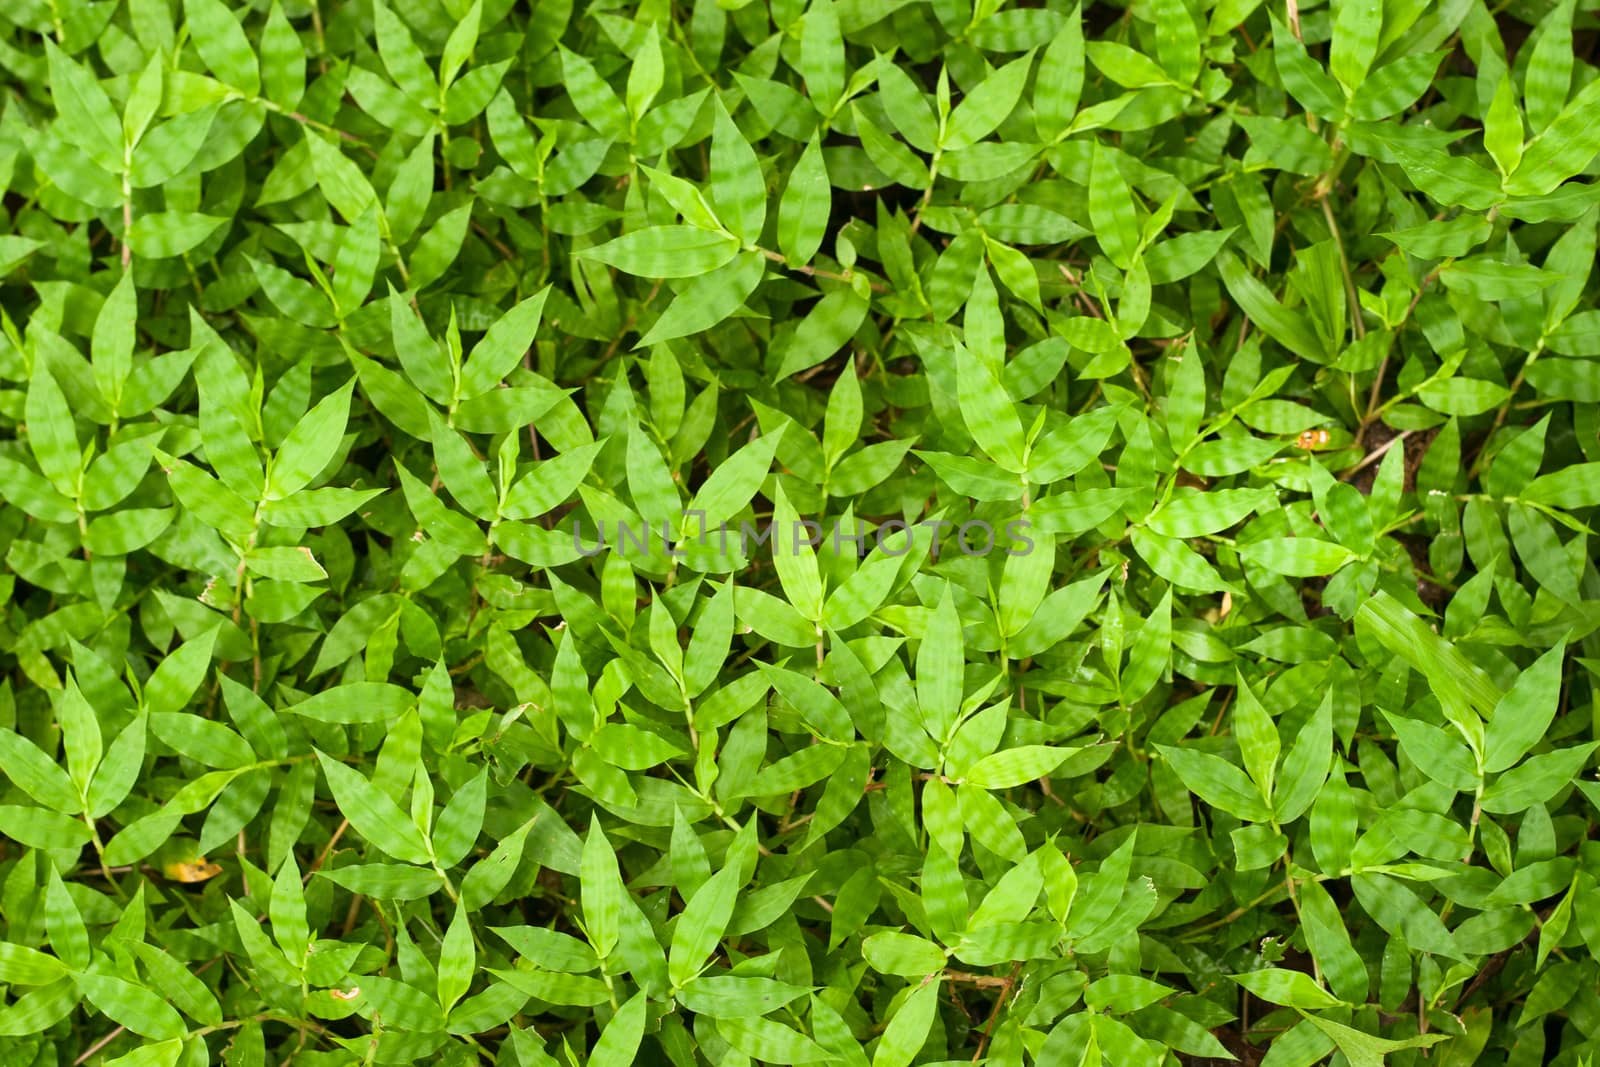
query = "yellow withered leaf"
xmin=162 ymin=859 xmax=223 ymax=883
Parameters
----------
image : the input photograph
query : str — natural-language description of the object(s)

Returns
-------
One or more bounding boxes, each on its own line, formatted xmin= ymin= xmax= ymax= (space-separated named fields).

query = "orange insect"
xmin=1295 ymin=428 xmax=1331 ymax=450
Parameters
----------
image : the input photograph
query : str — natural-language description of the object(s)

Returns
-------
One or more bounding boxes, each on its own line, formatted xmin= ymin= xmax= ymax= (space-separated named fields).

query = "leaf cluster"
xmin=1 ymin=0 xmax=1600 ymax=1065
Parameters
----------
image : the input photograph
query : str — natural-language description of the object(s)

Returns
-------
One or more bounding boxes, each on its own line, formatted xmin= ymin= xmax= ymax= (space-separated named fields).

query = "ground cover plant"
xmin=2 ymin=0 xmax=1600 ymax=1063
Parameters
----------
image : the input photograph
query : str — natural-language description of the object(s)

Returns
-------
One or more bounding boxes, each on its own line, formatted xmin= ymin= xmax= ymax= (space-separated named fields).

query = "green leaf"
xmin=56 ymin=677 xmax=104 ymax=791
xmin=1238 ymin=536 xmax=1355 ymax=577
xmin=269 ymin=854 xmax=310 ymax=965
xmin=799 ymin=0 xmax=846 ymax=114
xmin=440 ymin=0 xmax=483 ymax=88
xmin=1505 ymin=78 xmax=1600 ymax=197
xmin=461 ymin=817 xmax=535 ymax=909
xmin=590 ymin=992 xmax=647 ymax=1067
xmin=872 ymin=978 xmax=941 ymax=1067
xmin=103 ymin=1039 xmax=184 ymax=1067
xmin=0 ymin=730 xmax=82 ymax=814
xmin=261 ymin=1 xmax=305 ymax=109
xmin=149 ymin=711 xmax=253 ymax=768
xmin=583 ymin=226 xmax=741 ymax=278
xmin=1089 ymin=144 xmax=1139 ymax=270
xmin=6 ymin=5 xmax=1600 ymax=1062
xmin=1356 ymin=592 xmax=1503 ymax=722
xmin=917 ymin=584 xmax=965 ymax=743
xmin=770 ymin=481 xmax=824 ymax=622
xmin=964 ymin=745 xmax=1077 ymax=789
xmin=315 ymin=749 xmax=432 ymax=864
xmin=1274 ymin=691 xmax=1333 ymax=823
xmin=719 ymin=1013 xmax=834 ymax=1063
xmin=268 ymin=378 xmax=352 ymax=499
xmin=669 ymin=822 xmax=753 ymax=987
xmin=1484 ymin=75 xmax=1524 ymax=176
xmin=1380 ymin=215 xmax=1493 ymax=259
xmin=1216 ymin=252 xmax=1328 ymax=361
xmin=1036 ymin=6 xmax=1085 ymax=140
xmin=77 ymin=972 xmax=188 ymax=1040
xmin=87 ymin=716 xmax=147 ymax=820
xmin=776 ymin=287 xmax=870 ymax=380
xmin=432 ymin=768 xmax=488 ymax=868
xmin=1522 ymin=0 xmax=1575 ymax=133
xmin=460 ymin=287 xmax=552 ymax=399
xmin=1328 ymin=0 xmax=1382 ymax=93
xmin=306 ymin=132 xmax=378 ymax=222
xmin=126 ymin=213 xmax=229 ymax=258
xmin=318 ymin=864 xmax=446 ymax=900
xmin=1481 ymin=744 xmax=1598 ymax=814
xmin=45 ymin=42 xmax=123 ymax=172
xmin=437 ymin=900 xmax=475 ymax=1014
xmin=1306 ymin=1016 xmax=1448 ymax=1067
xmin=1272 ymin=18 xmax=1344 ymax=121
xmin=779 ymin=137 xmax=831 ymax=265
xmin=626 ymin=25 xmax=664 ymax=120
xmin=1150 ymin=0 xmax=1200 ymax=85
xmin=1483 ymin=644 xmax=1564 ymax=773
xmin=45 ymin=866 xmax=89 ymax=971
xmin=1230 ymin=968 xmax=1344 ymax=1009
xmin=637 ymin=253 xmax=766 ymax=347
xmin=711 ymin=100 xmax=766 ymax=245
xmin=1155 ymin=745 xmax=1273 ymax=822
xmin=945 ymin=52 xmax=1035 ymax=150
xmin=861 ymin=931 xmax=947 ymax=976
xmin=957 ymin=346 xmax=1026 ymax=473
xmin=1231 ymin=673 xmax=1279 ymax=799
xmin=0 ymin=944 xmax=68 ymax=987
xmin=184 ymin=0 xmax=261 ymax=95
xmin=581 ymin=817 xmax=624 ymax=958
xmin=26 ymin=364 xmax=81 ymax=499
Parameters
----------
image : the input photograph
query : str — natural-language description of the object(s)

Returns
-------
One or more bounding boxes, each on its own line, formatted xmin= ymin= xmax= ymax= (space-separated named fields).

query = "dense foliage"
xmin=2 ymin=0 xmax=1600 ymax=1064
